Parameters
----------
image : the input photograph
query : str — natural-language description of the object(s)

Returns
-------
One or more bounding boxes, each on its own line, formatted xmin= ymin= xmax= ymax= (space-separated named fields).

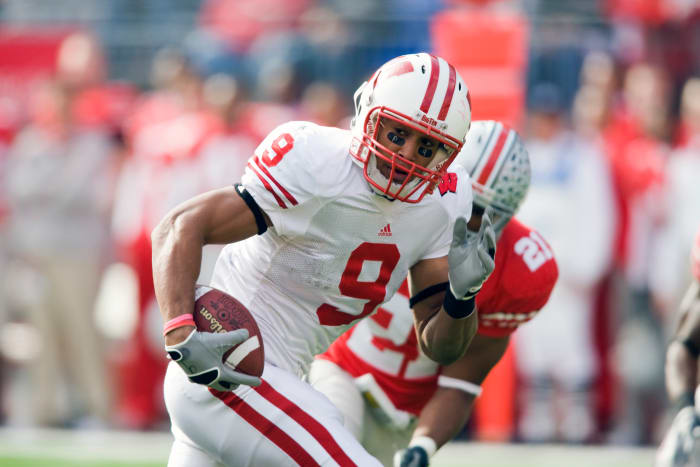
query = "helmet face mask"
xmin=350 ymin=53 xmax=471 ymax=203
xmin=453 ymin=120 xmax=531 ymax=232
xmin=357 ymin=108 xmax=462 ymax=201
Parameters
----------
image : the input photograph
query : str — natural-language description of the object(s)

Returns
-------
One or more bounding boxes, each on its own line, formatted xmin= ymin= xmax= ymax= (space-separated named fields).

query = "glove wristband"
xmin=163 ymin=314 xmax=196 ymax=337
xmin=443 ymin=285 xmax=476 ymax=319
xmin=409 ymin=436 xmax=437 ymax=459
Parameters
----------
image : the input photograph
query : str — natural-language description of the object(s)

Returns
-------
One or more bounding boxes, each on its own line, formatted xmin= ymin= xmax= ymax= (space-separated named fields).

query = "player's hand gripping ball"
xmin=165 ymin=285 xmax=265 ymax=391
xmin=192 ymin=285 xmax=265 ymax=378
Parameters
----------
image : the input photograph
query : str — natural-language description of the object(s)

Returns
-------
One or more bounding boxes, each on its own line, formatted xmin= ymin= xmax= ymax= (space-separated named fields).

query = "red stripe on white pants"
xmin=210 ymin=380 xmax=358 ymax=467
xmin=211 ymin=388 xmax=319 ymax=466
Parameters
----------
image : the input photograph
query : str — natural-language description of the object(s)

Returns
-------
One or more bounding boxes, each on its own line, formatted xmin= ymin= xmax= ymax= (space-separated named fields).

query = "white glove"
xmin=447 ymin=208 xmax=497 ymax=299
xmin=393 ymin=446 xmax=429 ymax=467
xmin=165 ymin=328 xmax=262 ymax=391
xmin=655 ymin=406 xmax=700 ymax=467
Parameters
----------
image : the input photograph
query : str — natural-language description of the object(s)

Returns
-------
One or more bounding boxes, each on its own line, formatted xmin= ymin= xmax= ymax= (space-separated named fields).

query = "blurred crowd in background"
xmin=0 ymin=0 xmax=699 ymax=451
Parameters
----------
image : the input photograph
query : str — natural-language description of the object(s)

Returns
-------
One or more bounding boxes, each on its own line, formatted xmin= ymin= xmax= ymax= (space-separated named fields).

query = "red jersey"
xmin=318 ymin=218 xmax=558 ymax=414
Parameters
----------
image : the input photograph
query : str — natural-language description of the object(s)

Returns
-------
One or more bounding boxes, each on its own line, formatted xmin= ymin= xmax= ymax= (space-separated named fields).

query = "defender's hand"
xmin=394 ymin=446 xmax=429 ymax=467
xmin=165 ymin=328 xmax=262 ymax=391
xmin=448 ymin=209 xmax=496 ymax=299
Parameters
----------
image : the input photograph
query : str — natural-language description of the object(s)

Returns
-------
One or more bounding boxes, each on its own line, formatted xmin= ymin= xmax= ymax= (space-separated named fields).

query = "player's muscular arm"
xmin=410 ymin=257 xmax=477 ymax=365
xmin=411 ymin=210 xmax=497 ymax=365
xmin=152 ymin=186 xmax=270 ymax=346
xmin=412 ymin=334 xmax=510 ymax=448
xmin=665 ymin=281 xmax=700 ymax=405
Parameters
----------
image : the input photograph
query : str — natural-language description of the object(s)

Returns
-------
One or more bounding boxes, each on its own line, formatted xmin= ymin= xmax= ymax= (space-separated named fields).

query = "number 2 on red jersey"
xmin=514 ymin=231 xmax=553 ymax=272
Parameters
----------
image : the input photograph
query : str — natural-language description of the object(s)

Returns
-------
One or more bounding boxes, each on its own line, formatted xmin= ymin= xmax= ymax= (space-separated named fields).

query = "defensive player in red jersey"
xmin=656 ymin=225 xmax=700 ymax=467
xmin=309 ymin=121 xmax=559 ymax=467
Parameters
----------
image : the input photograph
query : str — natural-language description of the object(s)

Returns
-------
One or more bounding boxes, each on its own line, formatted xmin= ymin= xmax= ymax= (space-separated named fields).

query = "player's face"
xmin=375 ymin=120 xmax=442 ymax=185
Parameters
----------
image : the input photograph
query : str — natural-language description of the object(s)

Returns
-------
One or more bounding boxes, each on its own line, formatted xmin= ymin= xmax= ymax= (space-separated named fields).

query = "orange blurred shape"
xmin=431 ymin=9 xmax=529 ymax=128
xmin=431 ymin=9 xmax=528 ymax=68
xmin=458 ymin=67 xmax=525 ymax=126
xmin=473 ymin=343 xmax=516 ymax=441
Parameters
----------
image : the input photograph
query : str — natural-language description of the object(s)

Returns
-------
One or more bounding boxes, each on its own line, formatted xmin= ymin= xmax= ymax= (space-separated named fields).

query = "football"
xmin=192 ymin=285 xmax=265 ymax=377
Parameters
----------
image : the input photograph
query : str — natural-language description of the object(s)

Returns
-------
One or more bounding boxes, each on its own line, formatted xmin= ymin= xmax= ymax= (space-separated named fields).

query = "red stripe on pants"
xmin=254 ymin=381 xmax=357 ymax=467
xmin=211 ymin=388 xmax=320 ymax=466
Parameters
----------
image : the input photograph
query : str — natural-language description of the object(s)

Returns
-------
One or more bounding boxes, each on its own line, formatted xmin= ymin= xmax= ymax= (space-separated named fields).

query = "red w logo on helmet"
xmin=438 ymin=172 xmax=458 ymax=196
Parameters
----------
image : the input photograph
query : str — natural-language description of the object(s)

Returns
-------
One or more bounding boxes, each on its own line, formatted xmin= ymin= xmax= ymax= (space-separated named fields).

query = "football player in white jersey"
xmin=656 ymin=225 xmax=700 ymax=467
xmin=308 ymin=121 xmax=559 ymax=467
xmin=151 ymin=53 xmax=497 ymax=466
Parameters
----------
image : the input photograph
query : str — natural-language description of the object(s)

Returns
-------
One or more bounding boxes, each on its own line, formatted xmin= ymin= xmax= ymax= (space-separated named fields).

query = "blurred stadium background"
xmin=1 ymin=0 xmax=699 ymax=465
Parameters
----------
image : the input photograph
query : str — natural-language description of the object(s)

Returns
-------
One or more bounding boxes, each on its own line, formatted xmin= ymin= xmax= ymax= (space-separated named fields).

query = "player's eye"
xmin=418 ymin=146 xmax=433 ymax=158
xmin=420 ymin=138 xmax=435 ymax=148
xmin=387 ymin=132 xmax=405 ymax=146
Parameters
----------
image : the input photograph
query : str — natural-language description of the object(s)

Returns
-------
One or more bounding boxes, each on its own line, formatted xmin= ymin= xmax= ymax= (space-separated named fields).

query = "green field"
xmin=0 ymin=427 xmax=656 ymax=466
xmin=0 ymin=459 xmax=162 ymax=467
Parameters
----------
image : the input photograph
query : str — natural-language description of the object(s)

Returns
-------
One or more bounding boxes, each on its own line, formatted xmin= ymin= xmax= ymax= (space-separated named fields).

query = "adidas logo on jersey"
xmin=378 ymin=224 xmax=392 ymax=237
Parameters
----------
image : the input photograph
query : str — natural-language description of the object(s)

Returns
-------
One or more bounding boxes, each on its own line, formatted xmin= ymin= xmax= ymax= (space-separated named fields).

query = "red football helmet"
xmin=350 ymin=53 xmax=471 ymax=203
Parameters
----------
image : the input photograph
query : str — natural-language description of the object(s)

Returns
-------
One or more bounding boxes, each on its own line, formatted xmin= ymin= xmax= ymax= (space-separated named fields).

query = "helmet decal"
xmin=381 ymin=59 xmax=415 ymax=82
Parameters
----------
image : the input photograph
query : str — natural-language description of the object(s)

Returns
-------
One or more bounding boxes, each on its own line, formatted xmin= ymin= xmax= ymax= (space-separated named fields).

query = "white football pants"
xmin=308 ymin=359 xmax=415 ymax=467
xmin=164 ymin=361 xmax=381 ymax=467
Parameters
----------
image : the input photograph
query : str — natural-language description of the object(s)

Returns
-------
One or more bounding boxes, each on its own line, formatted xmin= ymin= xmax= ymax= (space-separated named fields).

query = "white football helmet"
xmin=453 ymin=120 xmax=531 ymax=232
xmin=350 ymin=53 xmax=471 ymax=203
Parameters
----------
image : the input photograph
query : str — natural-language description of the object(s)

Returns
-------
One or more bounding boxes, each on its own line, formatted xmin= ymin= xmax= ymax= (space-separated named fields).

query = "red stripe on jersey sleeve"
xmin=210 ymin=388 xmax=320 ymax=466
xmin=254 ymin=156 xmax=299 ymax=206
xmin=247 ymin=161 xmax=287 ymax=208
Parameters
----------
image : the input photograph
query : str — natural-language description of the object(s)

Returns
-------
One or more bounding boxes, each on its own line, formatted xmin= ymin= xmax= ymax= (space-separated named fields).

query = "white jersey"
xmin=211 ymin=121 xmax=472 ymax=377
